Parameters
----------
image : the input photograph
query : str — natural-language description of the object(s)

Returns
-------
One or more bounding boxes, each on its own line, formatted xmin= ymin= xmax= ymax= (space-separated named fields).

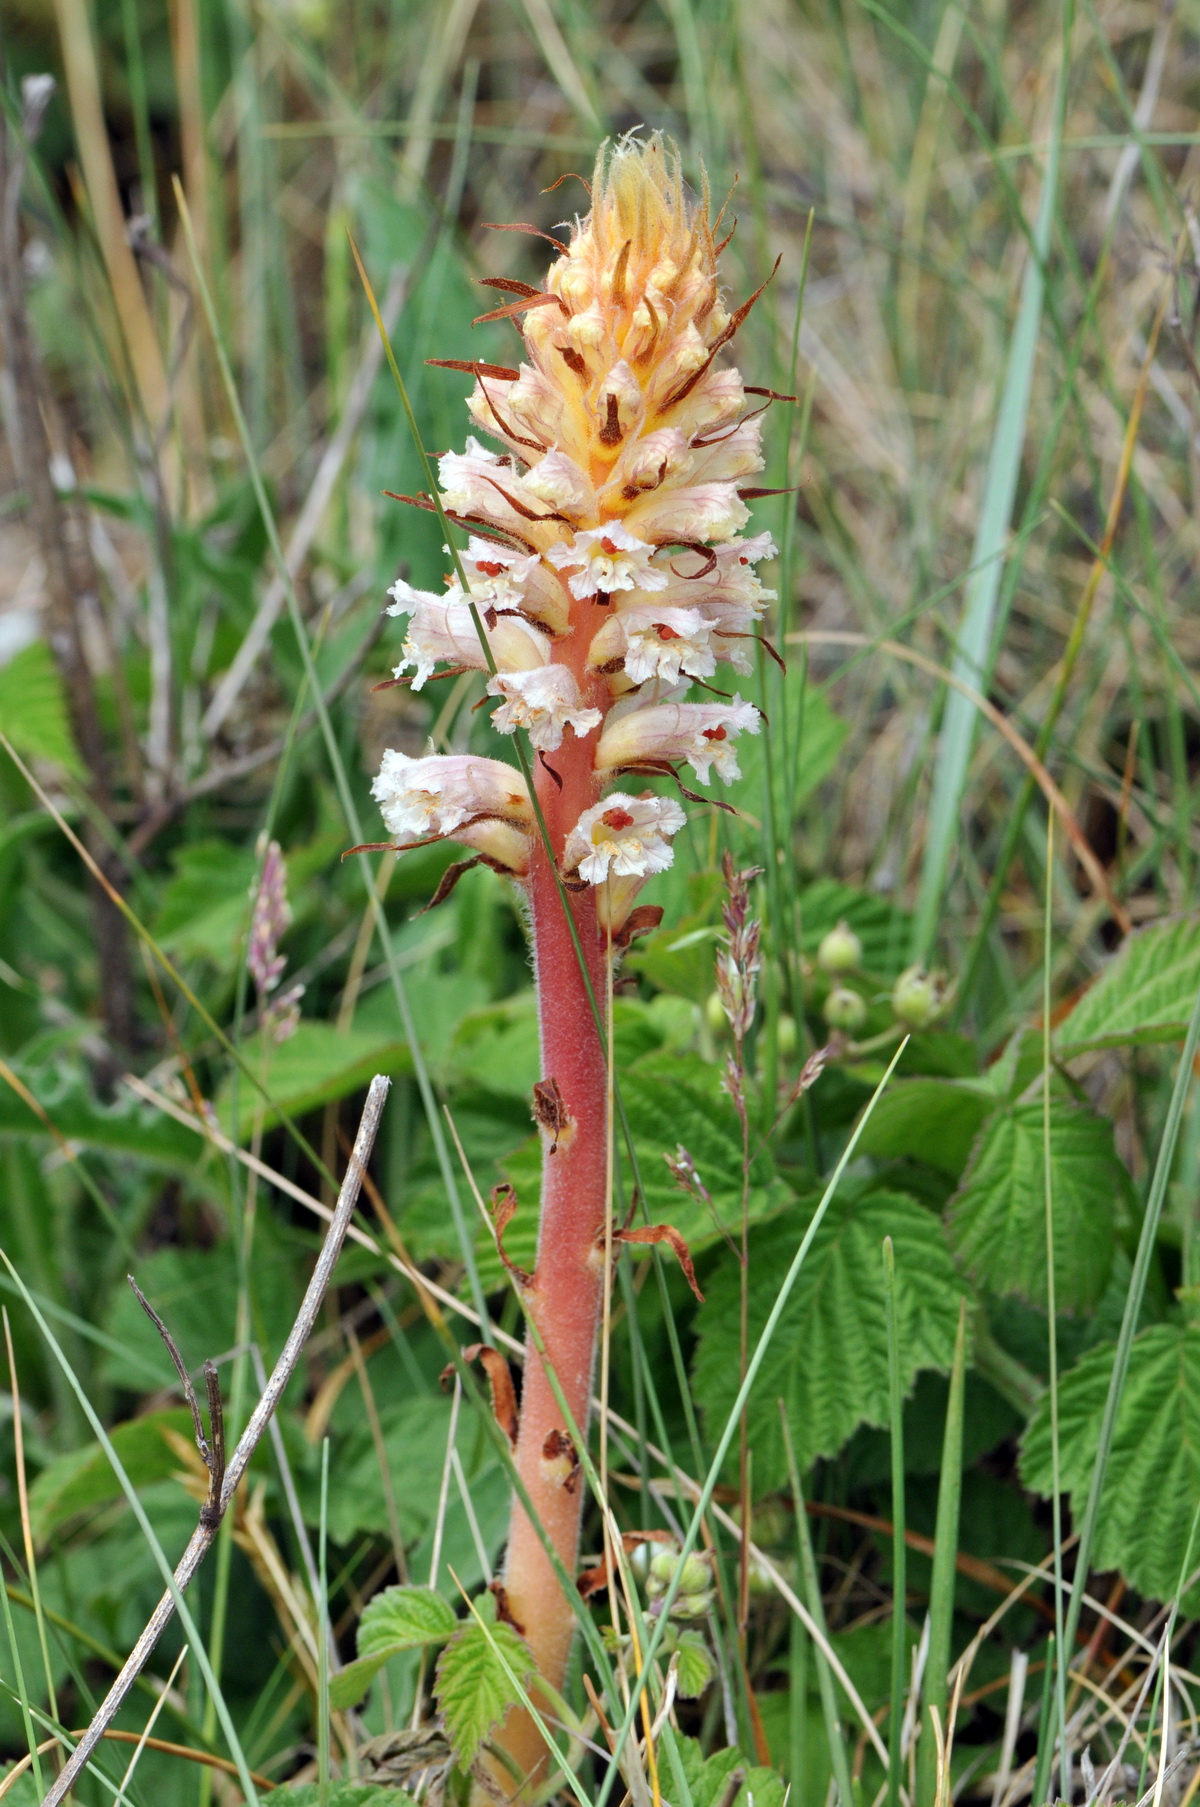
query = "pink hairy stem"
xmin=494 ymin=656 xmax=609 ymax=1794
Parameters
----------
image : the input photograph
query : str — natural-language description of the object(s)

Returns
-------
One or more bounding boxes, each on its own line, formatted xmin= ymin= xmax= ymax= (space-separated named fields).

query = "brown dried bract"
xmin=489 ymin=1580 xmax=527 ymax=1634
xmin=532 ymin=1076 xmax=573 ymax=1153
xmin=577 ymin=1529 xmax=674 ymax=1600
xmin=541 ymin=1427 xmax=581 ymax=1494
xmin=441 ymin=1344 xmax=520 ymax=1448
xmin=489 ymin=1181 xmax=532 ymax=1287
xmin=612 ymin=1221 xmax=704 ymax=1302
xmin=612 ymin=904 xmax=664 ymax=951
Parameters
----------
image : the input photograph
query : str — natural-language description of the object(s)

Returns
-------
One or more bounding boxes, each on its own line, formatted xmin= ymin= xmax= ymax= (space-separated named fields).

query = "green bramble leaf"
xmin=946 ymin=1100 xmax=1125 ymax=1312
xmin=153 ymin=840 xmax=258 ymax=966
xmin=856 ymin=1078 xmax=994 ymax=1178
xmin=358 ymin=1584 xmax=458 ymax=1655
xmin=434 ymin=1615 xmax=534 ymax=1769
xmin=1020 ymin=1323 xmax=1200 ymax=1608
xmin=671 ymin=1630 xmax=716 ymax=1698
xmin=29 ymin=1409 xmax=195 ymax=1543
xmin=677 ymin=1737 xmax=787 ymax=1807
xmin=1054 ymin=917 xmax=1200 ymax=1056
xmin=0 ymin=640 xmax=83 ymax=775
xmin=331 ymin=1585 xmax=459 ymax=1710
xmin=692 ymin=1189 xmax=969 ymax=1486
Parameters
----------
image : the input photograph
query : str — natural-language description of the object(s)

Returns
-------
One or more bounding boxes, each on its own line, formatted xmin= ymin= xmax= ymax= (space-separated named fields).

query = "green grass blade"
xmin=780 ymin=1409 xmax=855 ymax=1807
xmin=1042 ymin=822 xmax=1069 ymax=1798
xmin=883 ymin=1236 xmax=907 ymax=1807
xmin=1030 ymin=1632 xmax=1056 ymax=1807
xmin=910 ymin=3 xmax=1073 ymax=961
xmin=0 ymin=1542 xmax=44 ymax=1795
xmin=915 ymin=1299 xmax=967 ymax=1807
xmin=318 ymin=1437 xmax=331 ymax=1806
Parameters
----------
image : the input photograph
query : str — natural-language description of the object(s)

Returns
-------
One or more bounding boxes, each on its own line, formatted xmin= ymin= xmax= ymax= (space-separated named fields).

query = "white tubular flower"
xmin=686 ymin=416 xmax=765 ymax=484
xmin=486 ymin=665 xmax=602 ymax=752
xmin=665 ymin=366 xmax=747 ymax=438
xmin=625 ymin=479 xmax=750 ymax=546
xmin=523 ymin=451 xmax=596 ymax=518
xmin=371 ymin=750 xmax=532 ymax=875
xmin=390 ymin=593 xmax=548 ymax=689
xmin=606 ymin=428 xmax=693 ymax=500
xmin=596 ymin=694 xmax=761 ymax=784
xmin=564 ymin=793 xmax=687 ymax=885
xmin=617 ymin=534 xmax=776 ymax=669
xmin=437 ymin=439 xmax=551 ymax=538
xmin=459 ymin=538 xmax=542 ymax=607
xmin=588 ymin=604 xmax=717 ymax=685
xmin=506 ymin=365 xmax=567 ymax=448
xmin=546 ymin=523 xmax=669 ymax=600
xmin=437 ymin=435 xmax=499 ymax=506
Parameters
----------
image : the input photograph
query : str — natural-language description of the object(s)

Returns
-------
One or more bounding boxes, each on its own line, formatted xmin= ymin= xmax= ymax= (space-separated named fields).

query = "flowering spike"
xmin=367 ymin=132 xmax=777 ymax=1788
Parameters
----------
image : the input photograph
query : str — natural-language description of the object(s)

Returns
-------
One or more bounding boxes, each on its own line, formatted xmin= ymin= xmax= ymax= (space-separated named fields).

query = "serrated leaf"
xmin=0 ymin=641 xmax=82 ymax=774
xmin=1055 ymin=918 xmax=1200 ymax=1056
xmin=359 ymin=1584 xmax=458 ymax=1655
xmin=331 ymin=1586 xmax=460 ymax=1710
xmin=692 ymin=1189 xmax=969 ymax=1485
xmin=856 ymin=1079 xmax=993 ymax=1177
xmin=677 ymin=1737 xmax=787 ymax=1807
xmin=0 ymin=1061 xmax=200 ymax=1172
xmin=947 ymin=1100 xmax=1123 ymax=1312
xmin=1020 ymin=1324 xmax=1200 ymax=1607
xmin=672 ymin=1631 xmax=715 ymax=1698
xmin=29 ymin=1409 xmax=195 ymax=1544
xmin=434 ymin=1617 xmax=534 ymax=1768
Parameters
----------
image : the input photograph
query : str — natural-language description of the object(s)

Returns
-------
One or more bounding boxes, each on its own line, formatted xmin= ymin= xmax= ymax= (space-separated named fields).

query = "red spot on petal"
xmin=602 ymin=807 xmax=636 ymax=831
xmin=702 ymin=726 xmax=728 ymax=741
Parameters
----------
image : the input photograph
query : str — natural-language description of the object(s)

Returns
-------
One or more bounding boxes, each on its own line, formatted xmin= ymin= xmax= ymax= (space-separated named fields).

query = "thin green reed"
xmin=915 ymin=1301 xmax=966 ymax=1807
xmin=883 ymin=1236 xmax=907 ymax=1807
xmin=781 ymin=1409 xmax=855 ymax=1807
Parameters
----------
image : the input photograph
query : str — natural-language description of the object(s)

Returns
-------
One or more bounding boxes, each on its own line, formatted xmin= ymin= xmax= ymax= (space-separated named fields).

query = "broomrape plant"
xmin=368 ymin=131 xmax=775 ymax=1791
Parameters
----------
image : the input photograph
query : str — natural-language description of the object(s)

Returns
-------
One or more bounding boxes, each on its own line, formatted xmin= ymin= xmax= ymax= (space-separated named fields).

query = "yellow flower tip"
xmin=591 ymin=131 xmax=700 ymax=266
xmin=540 ymin=132 xmax=719 ymax=362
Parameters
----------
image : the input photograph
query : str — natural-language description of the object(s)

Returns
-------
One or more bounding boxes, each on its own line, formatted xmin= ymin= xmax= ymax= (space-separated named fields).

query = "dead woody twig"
xmin=40 ymin=1073 xmax=392 ymax=1807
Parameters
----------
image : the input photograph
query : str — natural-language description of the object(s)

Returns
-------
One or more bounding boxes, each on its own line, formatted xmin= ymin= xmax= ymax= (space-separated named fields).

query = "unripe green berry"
xmin=650 ymin=1547 xmax=679 ymax=1585
xmin=817 ymin=921 xmax=862 ymax=975
xmin=677 ymin=1551 xmax=712 ymax=1595
xmin=823 ymin=986 xmax=867 ymax=1032
xmin=892 ymin=965 xmax=941 ymax=1028
xmin=776 ymin=1013 xmax=798 ymax=1057
xmin=670 ymin=1587 xmax=715 ymax=1621
xmin=704 ymin=991 xmax=727 ymax=1035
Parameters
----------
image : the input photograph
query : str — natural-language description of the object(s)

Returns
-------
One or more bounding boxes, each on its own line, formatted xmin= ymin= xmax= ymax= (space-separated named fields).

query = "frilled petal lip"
xmin=562 ymin=791 xmax=688 ymax=886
